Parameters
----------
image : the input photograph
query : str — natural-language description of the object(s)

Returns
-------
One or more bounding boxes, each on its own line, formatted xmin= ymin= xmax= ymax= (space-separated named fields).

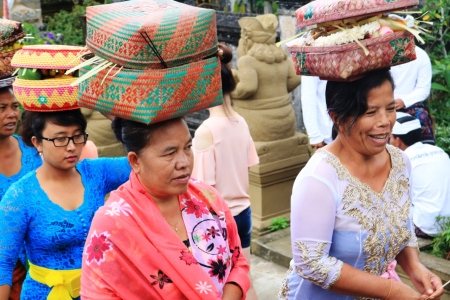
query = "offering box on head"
xmin=11 ymin=45 xmax=88 ymax=111
xmin=286 ymin=0 xmax=420 ymax=81
xmin=0 ymin=19 xmax=26 ymax=80
xmin=76 ymin=0 xmax=223 ymax=125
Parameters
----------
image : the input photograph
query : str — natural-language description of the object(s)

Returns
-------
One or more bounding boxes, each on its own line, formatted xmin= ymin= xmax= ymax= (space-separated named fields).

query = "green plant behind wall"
xmin=268 ymin=217 xmax=289 ymax=231
xmin=421 ymin=0 xmax=450 ymax=153
xmin=430 ymin=215 xmax=450 ymax=260
xmin=44 ymin=0 xmax=109 ymax=46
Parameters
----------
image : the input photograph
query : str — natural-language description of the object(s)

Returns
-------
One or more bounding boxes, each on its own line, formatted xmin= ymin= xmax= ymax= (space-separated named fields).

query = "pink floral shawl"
xmin=81 ymin=171 xmax=250 ymax=299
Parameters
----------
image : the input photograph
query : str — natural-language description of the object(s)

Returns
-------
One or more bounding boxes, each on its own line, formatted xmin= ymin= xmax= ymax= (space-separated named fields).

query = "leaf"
xmin=443 ymin=70 xmax=450 ymax=86
xmin=431 ymin=82 xmax=449 ymax=92
xmin=206 ymin=243 xmax=214 ymax=252
xmin=423 ymin=14 xmax=431 ymax=21
xmin=434 ymin=13 xmax=441 ymax=19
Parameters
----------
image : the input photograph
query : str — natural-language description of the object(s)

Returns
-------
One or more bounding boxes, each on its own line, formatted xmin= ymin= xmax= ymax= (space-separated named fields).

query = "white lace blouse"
xmin=278 ymin=145 xmax=417 ymax=300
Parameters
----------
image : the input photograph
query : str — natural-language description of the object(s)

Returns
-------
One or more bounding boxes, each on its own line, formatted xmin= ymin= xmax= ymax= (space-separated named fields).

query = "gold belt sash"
xmin=28 ymin=261 xmax=81 ymax=300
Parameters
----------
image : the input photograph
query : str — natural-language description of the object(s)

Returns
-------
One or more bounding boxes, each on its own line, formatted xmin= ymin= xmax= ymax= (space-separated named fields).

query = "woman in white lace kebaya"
xmin=278 ymin=69 xmax=443 ymax=300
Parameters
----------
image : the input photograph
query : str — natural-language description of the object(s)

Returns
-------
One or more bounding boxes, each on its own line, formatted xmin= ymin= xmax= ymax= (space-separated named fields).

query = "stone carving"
xmin=9 ymin=0 xmax=42 ymax=23
xmin=232 ymin=14 xmax=301 ymax=143
xmin=232 ymin=14 xmax=306 ymax=164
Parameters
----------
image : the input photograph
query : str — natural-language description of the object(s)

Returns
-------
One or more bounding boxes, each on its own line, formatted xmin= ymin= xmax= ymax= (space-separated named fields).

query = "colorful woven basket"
xmin=0 ymin=19 xmax=25 ymax=46
xmin=11 ymin=45 xmax=86 ymax=111
xmin=11 ymin=45 xmax=88 ymax=69
xmin=288 ymin=31 xmax=416 ymax=81
xmin=13 ymin=78 xmax=79 ymax=111
xmin=295 ymin=0 xmax=419 ymax=28
xmin=78 ymin=54 xmax=223 ymax=124
xmin=85 ymin=0 xmax=218 ymax=69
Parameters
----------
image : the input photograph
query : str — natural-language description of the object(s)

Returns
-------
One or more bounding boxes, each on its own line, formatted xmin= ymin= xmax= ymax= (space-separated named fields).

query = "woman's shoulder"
xmin=77 ymin=157 xmax=128 ymax=171
xmin=387 ymin=144 xmax=411 ymax=175
xmin=2 ymin=171 xmax=38 ymax=201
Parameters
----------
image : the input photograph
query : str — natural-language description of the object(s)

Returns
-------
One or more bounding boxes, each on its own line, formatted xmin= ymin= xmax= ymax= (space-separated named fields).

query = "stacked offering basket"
xmin=0 ymin=19 xmax=26 ymax=87
xmin=76 ymin=0 xmax=223 ymax=125
xmin=11 ymin=45 xmax=87 ymax=111
xmin=287 ymin=0 xmax=420 ymax=81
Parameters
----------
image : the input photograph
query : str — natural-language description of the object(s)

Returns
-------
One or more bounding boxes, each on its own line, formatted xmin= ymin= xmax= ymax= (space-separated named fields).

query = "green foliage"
xmin=268 ymin=217 xmax=289 ymax=231
xmin=44 ymin=0 xmax=108 ymax=46
xmin=430 ymin=215 xmax=450 ymax=260
xmin=21 ymin=23 xmax=56 ymax=45
xmin=253 ymin=0 xmax=278 ymax=14
xmin=421 ymin=0 xmax=450 ymax=153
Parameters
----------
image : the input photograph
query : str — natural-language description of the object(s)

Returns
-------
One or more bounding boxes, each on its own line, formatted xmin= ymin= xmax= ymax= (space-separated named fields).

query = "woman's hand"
xmin=386 ymin=280 xmax=435 ymax=300
xmin=396 ymin=247 xmax=443 ymax=300
xmin=407 ymin=263 xmax=443 ymax=299
xmin=222 ymin=282 xmax=243 ymax=300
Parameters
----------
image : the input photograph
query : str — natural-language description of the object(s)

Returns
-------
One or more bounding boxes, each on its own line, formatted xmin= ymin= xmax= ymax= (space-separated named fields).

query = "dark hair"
xmin=325 ymin=68 xmax=395 ymax=135
xmin=218 ymin=43 xmax=236 ymax=94
xmin=20 ymin=109 xmax=87 ymax=147
xmin=393 ymin=115 xmax=422 ymax=146
xmin=112 ymin=117 xmax=185 ymax=155
xmin=0 ymin=86 xmax=14 ymax=96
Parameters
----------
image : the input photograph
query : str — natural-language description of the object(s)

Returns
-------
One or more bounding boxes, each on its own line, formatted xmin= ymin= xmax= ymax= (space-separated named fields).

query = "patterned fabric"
xmin=81 ymin=172 xmax=250 ymax=300
xmin=278 ymin=145 xmax=417 ymax=300
xmin=0 ymin=157 xmax=130 ymax=299
xmin=399 ymin=102 xmax=435 ymax=145
xmin=0 ymin=135 xmax=41 ymax=199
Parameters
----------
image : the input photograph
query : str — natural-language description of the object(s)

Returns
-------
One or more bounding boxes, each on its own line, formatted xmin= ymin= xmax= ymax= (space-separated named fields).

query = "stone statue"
xmin=232 ymin=14 xmax=301 ymax=143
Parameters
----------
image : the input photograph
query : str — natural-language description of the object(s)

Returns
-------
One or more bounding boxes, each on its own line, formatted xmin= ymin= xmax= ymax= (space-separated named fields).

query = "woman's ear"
xmin=127 ymin=151 xmax=140 ymax=174
xmin=31 ymin=136 xmax=43 ymax=153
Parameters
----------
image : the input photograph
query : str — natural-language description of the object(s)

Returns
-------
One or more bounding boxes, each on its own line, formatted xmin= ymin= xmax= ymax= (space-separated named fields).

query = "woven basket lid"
xmin=0 ymin=19 xmax=25 ymax=46
xmin=296 ymin=0 xmax=419 ymax=28
xmin=85 ymin=0 xmax=218 ymax=69
xmin=11 ymin=45 xmax=88 ymax=70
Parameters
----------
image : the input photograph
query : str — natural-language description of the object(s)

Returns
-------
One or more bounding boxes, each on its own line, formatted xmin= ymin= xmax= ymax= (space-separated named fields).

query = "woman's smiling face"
xmin=339 ymin=80 xmax=396 ymax=156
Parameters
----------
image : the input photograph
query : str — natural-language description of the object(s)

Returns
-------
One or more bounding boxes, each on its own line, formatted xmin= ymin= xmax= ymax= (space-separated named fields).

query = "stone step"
xmin=251 ymin=228 xmax=292 ymax=269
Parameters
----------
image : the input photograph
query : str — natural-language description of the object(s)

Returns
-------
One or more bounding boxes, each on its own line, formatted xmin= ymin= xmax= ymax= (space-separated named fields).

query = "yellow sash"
xmin=28 ymin=261 xmax=81 ymax=300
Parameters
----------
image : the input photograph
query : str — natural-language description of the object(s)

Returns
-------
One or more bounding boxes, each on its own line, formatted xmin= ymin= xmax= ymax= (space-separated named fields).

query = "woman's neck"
xmin=37 ymin=162 xmax=79 ymax=181
xmin=208 ymin=93 xmax=236 ymax=117
xmin=0 ymin=135 xmax=17 ymax=152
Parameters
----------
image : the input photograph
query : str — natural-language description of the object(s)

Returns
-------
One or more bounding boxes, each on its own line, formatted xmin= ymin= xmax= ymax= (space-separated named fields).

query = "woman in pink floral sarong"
xmin=81 ymin=117 xmax=250 ymax=300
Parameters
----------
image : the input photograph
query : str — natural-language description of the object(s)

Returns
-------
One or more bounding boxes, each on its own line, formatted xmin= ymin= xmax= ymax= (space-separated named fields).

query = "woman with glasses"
xmin=0 ymin=86 xmax=42 ymax=300
xmin=0 ymin=108 xmax=131 ymax=300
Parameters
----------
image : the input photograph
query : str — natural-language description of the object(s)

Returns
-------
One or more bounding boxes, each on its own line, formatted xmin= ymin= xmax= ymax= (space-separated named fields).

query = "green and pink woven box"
xmin=78 ymin=0 xmax=223 ymax=125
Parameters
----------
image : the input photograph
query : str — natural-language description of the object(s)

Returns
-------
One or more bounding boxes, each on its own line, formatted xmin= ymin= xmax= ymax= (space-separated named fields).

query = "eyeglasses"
xmin=41 ymin=133 xmax=88 ymax=147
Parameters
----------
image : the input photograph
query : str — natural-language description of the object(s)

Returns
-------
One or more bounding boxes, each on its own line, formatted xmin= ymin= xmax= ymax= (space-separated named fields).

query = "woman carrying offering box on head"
xmin=279 ymin=0 xmax=444 ymax=299
xmin=72 ymin=0 xmax=250 ymax=299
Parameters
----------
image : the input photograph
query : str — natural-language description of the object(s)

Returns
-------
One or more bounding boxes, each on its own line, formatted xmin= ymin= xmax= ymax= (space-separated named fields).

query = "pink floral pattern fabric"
xmin=81 ymin=172 xmax=250 ymax=300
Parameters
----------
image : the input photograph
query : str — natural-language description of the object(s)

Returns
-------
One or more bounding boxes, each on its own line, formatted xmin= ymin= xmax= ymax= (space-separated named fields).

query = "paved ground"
xmin=250 ymin=254 xmax=288 ymax=300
